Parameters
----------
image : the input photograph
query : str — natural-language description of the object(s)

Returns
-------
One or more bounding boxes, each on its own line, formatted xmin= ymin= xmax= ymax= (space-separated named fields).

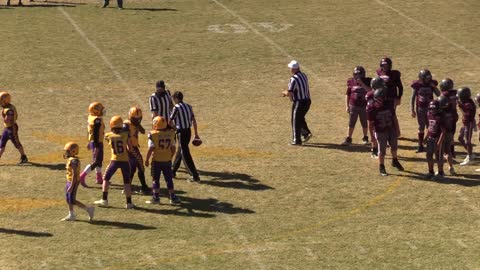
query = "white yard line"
xmin=375 ymin=0 xmax=480 ymax=62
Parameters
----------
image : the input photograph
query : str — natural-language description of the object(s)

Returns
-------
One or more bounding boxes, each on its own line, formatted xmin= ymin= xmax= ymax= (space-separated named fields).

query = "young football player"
xmin=439 ymin=78 xmax=458 ymax=159
xmin=61 ymin=142 xmax=95 ymax=221
xmin=94 ymin=116 xmax=134 ymax=209
xmin=425 ymin=100 xmax=445 ymax=179
xmin=342 ymin=66 xmax=372 ymax=146
xmin=439 ymin=95 xmax=456 ymax=175
xmin=80 ymin=102 xmax=106 ymax=187
xmin=410 ymin=69 xmax=440 ymax=153
xmin=457 ymin=87 xmax=476 ymax=165
xmin=123 ymin=106 xmax=150 ymax=194
xmin=367 ymin=83 xmax=404 ymax=176
xmin=145 ymin=116 xmax=180 ymax=204
xmin=0 ymin=92 xmax=28 ymax=164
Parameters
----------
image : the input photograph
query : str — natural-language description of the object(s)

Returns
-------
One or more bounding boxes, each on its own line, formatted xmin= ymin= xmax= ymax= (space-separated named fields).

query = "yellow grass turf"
xmin=0 ymin=0 xmax=479 ymax=269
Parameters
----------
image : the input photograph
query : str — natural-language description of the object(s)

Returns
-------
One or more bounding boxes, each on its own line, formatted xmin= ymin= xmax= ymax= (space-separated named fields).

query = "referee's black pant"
xmin=172 ymin=128 xmax=199 ymax=180
xmin=291 ymin=99 xmax=311 ymax=144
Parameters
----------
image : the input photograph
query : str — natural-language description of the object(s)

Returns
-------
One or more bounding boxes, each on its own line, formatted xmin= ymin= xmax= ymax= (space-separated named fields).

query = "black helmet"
xmin=370 ymin=76 xmax=386 ymax=90
xmin=428 ymin=100 xmax=440 ymax=114
xmin=353 ymin=66 xmax=366 ymax=78
xmin=439 ymin=78 xmax=454 ymax=91
xmin=374 ymin=88 xmax=385 ymax=99
xmin=438 ymin=95 xmax=449 ymax=110
xmin=418 ymin=69 xmax=432 ymax=82
xmin=475 ymin=93 xmax=480 ymax=105
xmin=380 ymin=57 xmax=392 ymax=67
xmin=457 ymin=87 xmax=471 ymax=102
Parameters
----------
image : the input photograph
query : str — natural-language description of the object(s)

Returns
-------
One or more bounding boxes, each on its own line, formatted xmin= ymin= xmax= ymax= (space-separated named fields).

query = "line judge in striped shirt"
xmin=169 ymin=91 xmax=201 ymax=182
xmin=282 ymin=60 xmax=312 ymax=146
xmin=149 ymin=80 xmax=173 ymax=120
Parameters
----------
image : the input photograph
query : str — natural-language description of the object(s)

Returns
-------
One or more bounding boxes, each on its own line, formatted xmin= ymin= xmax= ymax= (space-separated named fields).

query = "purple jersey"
xmin=346 ymin=77 xmax=372 ymax=107
xmin=411 ymin=80 xmax=438 ymax=108
xmin=367 ymin=101 xmax=394 ymax=133
xmin=458 ymin=99 xmax=476 ymax=125
xmin=427 ymin=111 xmax=442 ymax=138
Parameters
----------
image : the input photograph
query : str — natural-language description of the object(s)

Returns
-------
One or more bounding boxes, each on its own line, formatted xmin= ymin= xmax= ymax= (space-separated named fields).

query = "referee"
xmin=282 ymin=60 xmax=312 ymax=146
xmin=149 ymin=80 xmax=173 ymax=120
xmin=169 ymin=91 xmax=201 ymax=182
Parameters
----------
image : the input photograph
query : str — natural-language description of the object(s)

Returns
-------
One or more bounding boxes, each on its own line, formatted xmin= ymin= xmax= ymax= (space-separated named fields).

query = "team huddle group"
xmin=0 ymin=83 xmax=201 ymax=222
xmin=344 ymin=57 xmax=477 ymax=177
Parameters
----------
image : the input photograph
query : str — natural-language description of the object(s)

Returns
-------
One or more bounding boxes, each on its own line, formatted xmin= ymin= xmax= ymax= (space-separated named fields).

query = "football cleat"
xmin=341 ymin=137 xmax=352 ymax=146
xmin=18 ymin=155 xmax=28 ymax=164
xmin=449 ymin=167 xmax=456 ymax=175
xmin=391 ymin=159 xmax=404 ymax=171
xmin=170 ymin=194 xmax=181 ymax=204
xmin=289 ymin=142 xmax=302 ymax=146
xmin=61 ymin=215 xmax=76 ymax=221
xmin=126 ymin=203 xmax=135 ymax=209
xmin=145 ymin=199 xmax=160 ymax=204
xmin=416 ymin=146 xmax=425 ymax=153
xmin=94 ymin=199 xmax=108 ymax=207
xmin=460 ymin=155 xmax=471 ymax=166
xmin=379 ymin=165 xmax=388 ymax=176
xmin=425 ymin=172 xmax=435 ymax=179
xmin=87 ymin=207 xmax=95 ymax=221
xmin=362 ymin=136 xmax=369 ymax=145
xmin=88 ymin=102 xmax=105 ymax=116
xmin=303 ymin=133 xmax=313 ymax=143
xmin=152 ymin=116 xmax=167 ymax=130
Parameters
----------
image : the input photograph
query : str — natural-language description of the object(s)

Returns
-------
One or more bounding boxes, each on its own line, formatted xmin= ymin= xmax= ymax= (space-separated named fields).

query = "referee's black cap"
xmin=156 ymin=80 xmax=165 ymax=88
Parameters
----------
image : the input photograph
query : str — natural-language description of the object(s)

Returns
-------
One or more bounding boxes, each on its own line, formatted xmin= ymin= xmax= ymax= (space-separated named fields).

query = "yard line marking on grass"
xmin=375 ymin=0 xmax=480 ymax=62
xmin=58 ymin=7 xmax=144 ymax=105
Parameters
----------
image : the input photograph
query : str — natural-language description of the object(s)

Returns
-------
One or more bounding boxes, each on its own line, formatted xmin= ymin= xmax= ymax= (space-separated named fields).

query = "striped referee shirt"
xmin=170 ymin=102 xmax=194 ymax=130
xmin=149 ymin=90 xmax=172 ymax=119
xmin=288 ymin=71 xmax=310 ymax=101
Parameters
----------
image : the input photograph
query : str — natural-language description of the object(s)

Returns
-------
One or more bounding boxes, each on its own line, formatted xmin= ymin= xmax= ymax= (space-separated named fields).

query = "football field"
xmin=1 ymin=0 xmax=480 ymax=269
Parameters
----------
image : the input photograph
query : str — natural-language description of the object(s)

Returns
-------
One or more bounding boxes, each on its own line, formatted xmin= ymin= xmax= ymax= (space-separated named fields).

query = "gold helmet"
xmin=0 ymin=92 xmax=11 ymax=107
xmin=63 ymin=142 xmax=79 ymax=158
xmin=110 ymin=116 xmax=123 ymax=129
xmin=88 ymin=102 xmax=105 ymax=116
xmin=128 ymin=106 xmax=142 ymax=119
xmin=152 ymin=116 xmax=167 ymax=130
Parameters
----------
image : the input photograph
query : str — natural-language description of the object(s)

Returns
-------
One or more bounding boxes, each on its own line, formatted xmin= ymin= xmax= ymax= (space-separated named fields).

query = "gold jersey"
xmin=123 ymin=120 xmax=140 ymax=148
xmin=105 ymin=131 xmax=129 ymax=161
xmin=66 ymin=157 xmax=81 ymax=182
xmin=87 ymin=115 xmax=105 ymax=142
xmin=148 ymin=129 xmax=175 ymax=162
xmin=2 ymin=104 xmax=17 ymax=128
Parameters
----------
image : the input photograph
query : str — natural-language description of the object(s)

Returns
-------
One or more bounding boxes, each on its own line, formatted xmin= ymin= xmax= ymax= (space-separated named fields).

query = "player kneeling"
xmin=367 ymin=86 xmax=403 ymax=176
xmin=61 ymin=142 xmax=94 ymax=221
xmin=144 ymin=116 xmax=181 ymax=204
xmin=94 ymin=116 xmax=134 ymax=209
xmin=425 ymin=100 xmax=446 ymax=179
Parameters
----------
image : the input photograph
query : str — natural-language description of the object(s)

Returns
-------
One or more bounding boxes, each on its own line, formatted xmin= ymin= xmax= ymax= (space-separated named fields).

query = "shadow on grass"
xmin=402 ymin=170 xmax=480 ymax=187
xmin=197 ymin=170 xmax=274 ymax=191
xmin=79 ymin=220 xmax=156 ymax=230
xmin=302 ymin=142 xmax=369 ymax=153
xmin=135 ymin=206 xmax=215 ymax=218
xmin=28 ymin=162 xmax=65 ymax=171
xmin=122 ymin=7 xmax=177 ymax=11
xmin=0 ymin=3 xmax=76 ymax=7
xmin=0 ymin=228 xmax=53 ymax=237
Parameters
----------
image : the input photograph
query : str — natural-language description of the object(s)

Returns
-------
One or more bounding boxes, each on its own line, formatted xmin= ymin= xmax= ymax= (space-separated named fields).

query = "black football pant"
xmin=172 ymin=128 xmax=199 ymax=180
xmin=103 ymin=0 xmax=123 ymax=8
xmin=291 ymin=99 xmax=311 ymax=144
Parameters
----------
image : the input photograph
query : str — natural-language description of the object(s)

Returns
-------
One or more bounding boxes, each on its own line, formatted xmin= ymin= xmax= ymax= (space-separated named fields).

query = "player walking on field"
xmin=61 ymin=142 xmax=95 ymax=221
xmin=367 ymin=81 xmax=404 ymax=176
xmin=80 ymin=102 xmax=106 ymax=187
xmin=410 ymin=69 xmax=440 ymax=153
xmin=94 ymin=116 xmax=134 ymax=209
xmin=282 ymin=60 xmax=312 ymax=146
xmin=439 ymin=78 xmax=458 ymax=159
xmin=342 ymin=66 xmax=372 ymax=146
xmin=145 ymin=116 xmax=181 ymax=204
xmin=0 ymin=92 xmax=28 ymax=164
xmin=457 ymin=87 xmax=476 ymax=166
xmin=123 ymin=106 xmax=150 ymax=194
xmin=438 ymin=95 xmax=456 ymax=175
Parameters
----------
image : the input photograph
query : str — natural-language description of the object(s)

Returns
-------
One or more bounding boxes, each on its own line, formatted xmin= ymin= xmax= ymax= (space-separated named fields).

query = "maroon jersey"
xmin=458 ymin=99 xmax=476 ymax=125
xmin=441 ymin=89 xmax=458 ymax=117
xmin=442 ymin=108 xmax=457 ymax=133
xmin=376 ymin=69 xmax=403 ymax=100
xmin=411 ymin=80 xmax=439 ymax=108
xmin=367 ymin=101 xmax=394 ymax=133
xmin=427 ymin=111 xmax=442 ymax=138
xmin=346 ymin=77 xmax=372 ymax=107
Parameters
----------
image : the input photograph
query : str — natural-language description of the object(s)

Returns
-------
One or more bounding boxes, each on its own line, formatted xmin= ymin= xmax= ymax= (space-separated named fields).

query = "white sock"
xmin=95 ymin=167 xmax=102 ymax=174
xmin=82 ymin=164 xmax=92 ymax=175
xmin=69 ymin=211 xmax=74 ymax=217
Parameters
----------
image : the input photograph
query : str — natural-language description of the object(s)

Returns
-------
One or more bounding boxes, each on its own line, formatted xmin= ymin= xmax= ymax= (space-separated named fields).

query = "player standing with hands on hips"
xmin=282 ymin=60 xmax=312 ymax=146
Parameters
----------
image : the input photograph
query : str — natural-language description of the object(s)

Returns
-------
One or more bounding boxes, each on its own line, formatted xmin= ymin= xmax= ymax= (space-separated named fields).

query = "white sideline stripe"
xmin=375 ymin=0 xmax=480 ymax=62
xmin=58 ymin=7 xmax=144 ymax=105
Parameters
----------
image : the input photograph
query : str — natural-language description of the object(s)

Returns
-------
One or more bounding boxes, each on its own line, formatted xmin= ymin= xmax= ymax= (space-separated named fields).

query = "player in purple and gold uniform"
xmin=145 ymin=116 xmax=180 ymax=204
xmin=123 ymin=106 xmax=150 ymax=194
xmin=457 ymin=87 xmax=476 ymax=166
xmin=94 ymin=116 xmax=134 ymax=209
xmin=439 ymin=78 xmax=458 ymax=159
xmin=80 ymin=102 xmax=106 ymax=187
xmin=439 ymin=95 xmax=456 ymax=175
xmin=376 ymin=57 xmax=403 ymax=137
xmin=0 ymin=92 xmax=28 ymax=164
xmin=410 ymin=69 xmax=440 ymax=153
xmin=61 ymin=142 xmax=94 ymax=221
xmin=367 ymin=85 xmax=404 ymax=176
xmin=342 ymin=66 xmax=372 ymax=146
xmin=425 ymin=100 xmax=445 ymax=179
